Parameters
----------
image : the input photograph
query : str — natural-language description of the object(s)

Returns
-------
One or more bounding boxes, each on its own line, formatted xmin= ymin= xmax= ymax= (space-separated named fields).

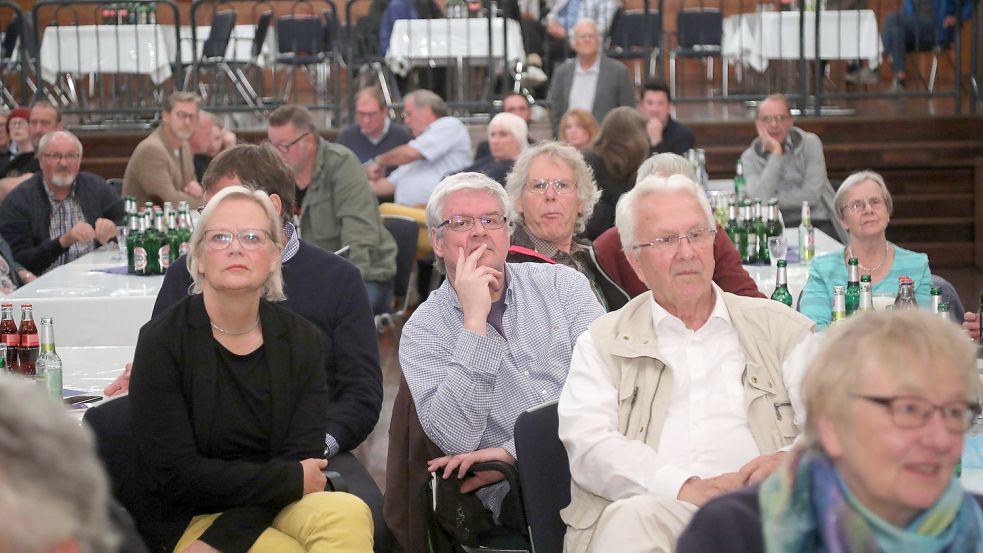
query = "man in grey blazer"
xmin=547 ymin=19 xmax=636 ymax=138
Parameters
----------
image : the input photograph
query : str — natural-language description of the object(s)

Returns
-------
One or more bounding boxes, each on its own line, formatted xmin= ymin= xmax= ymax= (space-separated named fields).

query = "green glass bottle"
xmin=799 ymin=201 xmax=815 ymax=264
xmin=845 ymin=258 xmax=860 ymax=316
xmin=133 ymin=213 xmax=150 ymax=276
xmin=930 ymin=286 xmax=943 ymax=314
xmin=754 ymin=199 xmax=769 ymax=263
xmin=766 ymin=198 xmax=784 ymax=238
xmin=141 ymin=210 xmax=162 ymax=276
xmin=770 ymin=260 xmax=794 ymax=306
xmin=725 ymin=201 xmax=739 ymax=245
xmin=741 ymin=202 xmax=757 ymax=264
xmin=734 ymin=159 xmax=746 ymax=201
xmin=126 ymin=210 xmax=141 ymax=274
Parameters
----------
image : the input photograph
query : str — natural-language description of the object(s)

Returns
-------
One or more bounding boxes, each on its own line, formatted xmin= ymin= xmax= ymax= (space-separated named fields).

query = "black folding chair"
xmin=183 ymin=10 xmax=236 ymax=100
xmin=376 ymin=215 xmax=419 ymax=329
xmin=670 ymin=9 xmax=726 ymax=97
xmin=606 ymin=9 xmax=663 ymax=85
xmin=274 ymin=14 xmax=329 ymax=103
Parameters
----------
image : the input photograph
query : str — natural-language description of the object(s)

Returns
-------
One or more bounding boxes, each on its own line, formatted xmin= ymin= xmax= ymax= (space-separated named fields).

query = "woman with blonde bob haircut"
xmin=679 ymin=309 xmax=983 ymax=553
xmin=130 ymin=185 xmax=373 ymax=553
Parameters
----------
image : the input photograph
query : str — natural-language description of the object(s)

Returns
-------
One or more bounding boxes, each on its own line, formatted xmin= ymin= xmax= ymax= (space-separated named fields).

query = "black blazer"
xmin=129 ymin=294 xmax=328 ymax=553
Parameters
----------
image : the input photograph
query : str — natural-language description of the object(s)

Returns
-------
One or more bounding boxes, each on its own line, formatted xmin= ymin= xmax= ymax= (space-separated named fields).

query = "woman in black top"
xmin=130 ymin=185 xmax=372 ymax=553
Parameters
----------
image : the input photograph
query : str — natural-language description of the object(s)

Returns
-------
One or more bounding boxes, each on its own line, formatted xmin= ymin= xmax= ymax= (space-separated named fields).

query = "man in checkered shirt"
xmin=399 ymin=171 xmax=605 ymax=527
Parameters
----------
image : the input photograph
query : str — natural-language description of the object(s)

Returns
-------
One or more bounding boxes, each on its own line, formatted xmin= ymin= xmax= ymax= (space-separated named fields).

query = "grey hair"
xmin=570 ymin=18 xmax=598 ymax=46
xmin=405 ymin=89 xmax=448 ymax=118
xmin=187 ymin=185 xmax=286 ymax=300
xmin=505 ymin=141 xmax=601 ymax=234
xmin=488 ymin=112 xmax=529 ymax=153
xmin=834 ymin=169 xmax=894 ymax=218
xmin=426 ymin=172 xmax=514 ymax=274
xmin=759 ymin=93 xmax=791 ymax=115
xmin=0 ymin=376 xmax=119 ymax=553
xmin=616 ymin=174 xmax=714 ymax=252
xmin=38 ymin=129 xmax=83 ymax=157
xmin=635 ymin=152 xmax=696 ymax=184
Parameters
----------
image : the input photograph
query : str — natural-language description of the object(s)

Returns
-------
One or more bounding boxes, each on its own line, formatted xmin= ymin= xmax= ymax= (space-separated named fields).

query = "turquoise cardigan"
xmin=799 ymin=245 xmax=932 ymax=330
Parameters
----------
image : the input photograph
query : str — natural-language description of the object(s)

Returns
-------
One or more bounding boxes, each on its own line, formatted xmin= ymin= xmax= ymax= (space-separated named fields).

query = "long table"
xmin=6 ymin=247 xmax=163 ymax=348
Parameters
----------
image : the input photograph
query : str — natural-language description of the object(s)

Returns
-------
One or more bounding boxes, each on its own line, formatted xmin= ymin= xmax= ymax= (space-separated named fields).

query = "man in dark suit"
xmin=547 ymin=18 xmax=636 ymax=138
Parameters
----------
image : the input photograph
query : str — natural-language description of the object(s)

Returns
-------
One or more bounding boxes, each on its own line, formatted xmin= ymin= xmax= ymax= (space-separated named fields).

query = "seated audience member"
xmin=367 ymin=90 xmax=472 ymax=206
xmin=129 ymin=185 xmax=373 ymax=553
xmin=0 ymin=130 xmax=124 ymax=275
xmin=105 ymin=144 xmax=389 ymax=550
xmin=558 ymin=174 xmax=816 ymax=553
xmin=474 ymin=93 xmax=536 ymax=160
xmin=400 ymin=172 xmax=604 ymax=527
xmin=505 ymin=141 xmax=628 ymax=310
xmin=593 ymin=153 xmax=766 ymax=299
xmin=268 ymin=105 xmax=398 ymax=314
xmin=740 ymin=94 xmax=840 ymax=239
xmin=0 ymin=234 xmax=35 ymax=293
xmin=123 ymin=92 xmax=205 ymax=207
xmin=0 ymin=376 xmax=120 ymax=553
xmin=0 ymin=110 xmax=13 ymax=175
xmin=0 ymin=101 xmax=63 ymax=202
xmin=882 ymin=0 xmax=970 ymax=91
xmin=547 ymin=19 xmax=636 ymax=139
xmin=461 ymin=112 xmax=527 ymax=185
xmin=583 ymin=106 xmax=651 ymax=239
xmin=678 ymin=309 xmax=983 ymax=552
xmin=558 ymin=108 xmax=599 ymax=152
xmin=0 ymin=108 xmax=28 ymax=187
xmin=190 ymin=110 xmax=216 ymax=181
xmin=800 ymin=170 xmax=931 ymax=330
xmin=338 ymin=86 xmax=412 ymax=166
xmin=639 ymin=80 xmax=695 ymax=156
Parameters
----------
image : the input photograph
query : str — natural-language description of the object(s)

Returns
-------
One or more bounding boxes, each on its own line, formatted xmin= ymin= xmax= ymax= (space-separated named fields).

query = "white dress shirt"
xmin=568 ymin=56 xmax=600 ymax=113
xmin=558 ymin=284 xmax=820 ymax=503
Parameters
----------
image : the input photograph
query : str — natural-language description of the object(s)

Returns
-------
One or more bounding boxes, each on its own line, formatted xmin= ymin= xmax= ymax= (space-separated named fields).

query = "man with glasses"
xmin=558 ymin=173 xmax=817 ymax=553
xmin=267 ymin=104 xmax=397 ymax=315
xmin=123 ymin=91 xmax=205 ymax=207
xmin=547 ymin=18 xmax=635 ymax=138
xmin=740 ymin=94 xmax=840 ymax=239
xmin=0 ymin=101 xmax=66 ymax=201
xmin=397 ymin=171 xmax=604 ymax=533
xmin=338 ymin=86 xmax=411 ymax=168
xmin=0 ymin=130 xmax=123 ymax=274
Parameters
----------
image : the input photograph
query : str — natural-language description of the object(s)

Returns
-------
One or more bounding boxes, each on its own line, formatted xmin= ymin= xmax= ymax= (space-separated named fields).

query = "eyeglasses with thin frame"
xmin=842 ymin=197 xmax=885 ymax=214
xmin=39 ymin=152 xmax=81 ymax=162
xmin=853 ymin=394 xmax=981 ymax=433
xmin=203 ymin=229 xmax=273 ymax=251
xmin=757 ymin=114 xmax=790 ymax=125
xmin=264 ymin=132 xmax=310 ymax=154
xmin=171 ymin=110 xmax=199 ymax=122
xmin=631 ymin=228 xmax=717 ymax=251
xmin=525 ymin=179 xmax=576 ymax=196
xmin=7 ymin=119 xmax=27 ymax=128
xmin=437 ymin=214 xmax=508 ymax=232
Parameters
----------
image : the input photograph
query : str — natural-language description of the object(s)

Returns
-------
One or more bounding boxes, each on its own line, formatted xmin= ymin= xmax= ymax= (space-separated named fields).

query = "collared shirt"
xmin=44 ymin=180 xmax=91 ymax=271
xmin=558 ymin=0 xmax=582 ymax=32
xmin=510 ymin=223 xmax=609 ymax=309
xmin=560 ymin=284 xmax=818 ymax=502
xmin=568 ymin=56 xmax=601 ymax=113
xmin=281 ymin=222 xmax=300 ymax=263
xmin=390 ymin=116 xmax=473 ymax=206
xmin=400 ymin=262 xmax=605 ymax=516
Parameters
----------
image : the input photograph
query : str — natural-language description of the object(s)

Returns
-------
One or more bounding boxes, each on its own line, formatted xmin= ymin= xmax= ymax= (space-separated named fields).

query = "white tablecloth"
xmin=723 ymin=10 xmax=882 ymax=72
xmin=743 ymin=227 xmax=841 ymax=305
xmin=386 ymin=17 xmax=525 ymax=71
xmin=39 ymin=24 xmax=268 ymax=84
xmin=7 ymin=248 xmax=163 ymax=347
xmin=59 ymin=345 xmax=135 ymax=394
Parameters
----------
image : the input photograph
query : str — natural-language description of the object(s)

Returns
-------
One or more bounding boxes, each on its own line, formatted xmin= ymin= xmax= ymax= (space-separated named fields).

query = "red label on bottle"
xmin=1 ymin=333 xmax=17 ymax=347
xmin=134 ymin=247 xmax=148 ymax=272
xmin=160 ymin=245 xmax=170 ymax=270
xmin=179 ymin=242 xmax=190 ymax=256
xmin=20 ymin=334 xmax=38 ymax=347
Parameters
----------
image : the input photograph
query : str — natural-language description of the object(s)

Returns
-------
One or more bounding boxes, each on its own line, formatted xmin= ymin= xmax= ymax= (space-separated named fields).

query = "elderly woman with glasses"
xmin=799 ymin=170 xmax=931 ymax=330
xmin=504 ymin=141 xmax=630 ymax=310
xmin=678 ymin=309 xmax=983 ymax=553
xmin=129 ymin=185 xmax=372 ymax=553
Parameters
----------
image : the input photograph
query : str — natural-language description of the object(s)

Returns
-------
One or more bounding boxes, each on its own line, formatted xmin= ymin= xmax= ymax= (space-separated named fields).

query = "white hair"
xmin=487 ymin=112 xmax=528 ymax=153
xmin=38 ymin=129 xmax=83 ymax=157
xmin=635 ymin=152 xmax=696 ymax=184
xmin=616 ymin=174 xmax=714 ymax=252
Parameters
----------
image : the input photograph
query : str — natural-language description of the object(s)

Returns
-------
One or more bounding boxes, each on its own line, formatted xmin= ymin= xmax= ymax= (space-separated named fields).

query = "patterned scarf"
xmin=760 ymin=447 xmax=983 ymax=553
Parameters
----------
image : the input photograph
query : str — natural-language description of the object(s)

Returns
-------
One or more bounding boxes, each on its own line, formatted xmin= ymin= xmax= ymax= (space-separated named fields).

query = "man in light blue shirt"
xmin=367 ymin=90 xmax=472 ymax=206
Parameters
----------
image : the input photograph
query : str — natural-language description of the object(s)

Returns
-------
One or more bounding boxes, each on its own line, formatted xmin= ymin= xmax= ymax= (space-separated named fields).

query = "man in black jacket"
xmin=0 ymin=130 xmax=123 ymax=275
xmin=640 ymin=80 xmax=695 ymax=156
xmin=103 ymin=144 xmax=390 ymax=551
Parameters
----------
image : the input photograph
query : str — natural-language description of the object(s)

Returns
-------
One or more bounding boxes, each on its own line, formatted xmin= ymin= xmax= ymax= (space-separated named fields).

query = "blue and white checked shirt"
xmin=44 ymin=181 xmax=91 ymax=271
xmin=400 ymin=262 xmax=605 ymax=515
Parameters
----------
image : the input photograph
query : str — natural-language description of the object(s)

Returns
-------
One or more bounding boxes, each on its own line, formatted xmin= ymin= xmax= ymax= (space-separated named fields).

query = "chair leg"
xmin=722 ymin=58 xmax=729 ymax=96
xmin=670 ymin=54 xmax=677 ymax=98
xmin=929 ymin=54 xmax=939 ymax=92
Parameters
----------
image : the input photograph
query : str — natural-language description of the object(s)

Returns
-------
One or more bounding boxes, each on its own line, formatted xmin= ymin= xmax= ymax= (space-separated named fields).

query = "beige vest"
xmin=561 ymin=291 xmax=815 ymax=553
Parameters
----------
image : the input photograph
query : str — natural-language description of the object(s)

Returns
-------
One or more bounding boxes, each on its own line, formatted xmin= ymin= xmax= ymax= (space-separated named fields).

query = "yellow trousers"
xmin=173 ymin=492 xmax=373 ymax=553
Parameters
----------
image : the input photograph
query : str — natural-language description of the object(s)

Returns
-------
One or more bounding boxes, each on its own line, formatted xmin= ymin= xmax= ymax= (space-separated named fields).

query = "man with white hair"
xmin=558 ymin=174 xmax=817 ymax=552
xmin=399 ymin=171 xmax=604 ymax=526
xmin=0 ymin=129 xmax=123 ymax=274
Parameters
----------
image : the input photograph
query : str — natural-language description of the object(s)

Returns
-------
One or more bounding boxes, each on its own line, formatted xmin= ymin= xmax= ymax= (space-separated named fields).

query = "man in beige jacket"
xmin=557 ymin=174 xmax=818 ymax=553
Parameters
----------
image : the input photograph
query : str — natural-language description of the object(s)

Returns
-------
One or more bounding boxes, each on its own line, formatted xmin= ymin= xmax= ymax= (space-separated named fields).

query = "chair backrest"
xmin=201 ymin=10 xmax=237 ymax=59
xmin=677 ymin=9 xmax=722 ymax=49
xmin=106 ymin=177 xmax=124 ymax=198
xmin=82 ymin=395 xmax=143 ymax=519
xmin=607 ymin=10 xmax=662 ymax=52
xmin=251 ymin=11 xmax=273 ymax=60
xmin=276 ymin=14 xmax=324 ymax=55
xmin=17 ymin=14 xmax=38 ymax=61
xmin=383 ymin=215 xmax=420 ymax=302
xmin=514 ymin=401 xmax=569 ymax=553
xmin=1 ymin=16 xmax=20 ymax=60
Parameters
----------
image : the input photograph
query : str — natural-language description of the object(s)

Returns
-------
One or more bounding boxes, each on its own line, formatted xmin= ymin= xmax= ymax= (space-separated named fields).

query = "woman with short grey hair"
xmin=461 ymin=112 xmax=528 ymax=185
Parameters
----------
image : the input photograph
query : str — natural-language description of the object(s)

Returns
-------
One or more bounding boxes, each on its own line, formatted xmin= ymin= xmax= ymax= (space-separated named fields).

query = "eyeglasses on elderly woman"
xmin=852 ymin=394 xmax=981 ymax=433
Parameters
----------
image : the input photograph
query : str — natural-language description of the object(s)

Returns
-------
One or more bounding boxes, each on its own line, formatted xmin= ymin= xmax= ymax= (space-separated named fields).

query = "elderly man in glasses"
xmin=740 ymin=94 xmax=841 ymax=239
xmin=0 ymin=130 xmax=123 ymax=275
xmin=123 ymin=91 xmax=205 ymax=207
xmin=267 ymin=104 xmax=397 ymax=314
xmin=557 ymin=173 xmax=819 ymax=553
xmin=398 ymin=171 xmax=604 ymax=533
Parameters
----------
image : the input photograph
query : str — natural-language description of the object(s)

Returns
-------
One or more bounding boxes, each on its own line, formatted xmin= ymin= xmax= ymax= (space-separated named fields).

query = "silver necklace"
xmin=210 ymin=317 xmax=260 ymax=336
xmin=847 ymin=242 xmax=891 ymax=274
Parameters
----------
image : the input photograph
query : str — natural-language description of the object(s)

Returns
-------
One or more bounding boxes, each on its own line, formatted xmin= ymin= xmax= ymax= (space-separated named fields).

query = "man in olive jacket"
xmin=267 ymin=105 xmax=397 ymax=313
